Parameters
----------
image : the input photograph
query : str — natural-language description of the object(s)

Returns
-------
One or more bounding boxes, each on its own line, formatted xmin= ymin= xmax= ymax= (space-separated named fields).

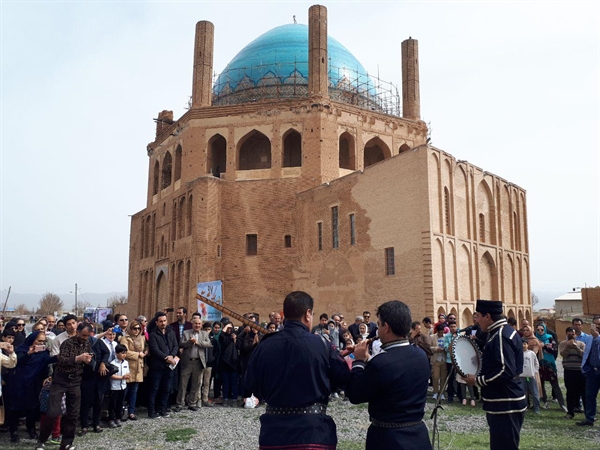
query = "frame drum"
xmin=450 ymin=335 xmax=482 ymax=378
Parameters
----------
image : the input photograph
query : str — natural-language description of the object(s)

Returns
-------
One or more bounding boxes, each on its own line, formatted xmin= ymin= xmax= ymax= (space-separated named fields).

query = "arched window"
xmin=444 ymin=187 xmax=452 ymax=235
xmin=151 ymin=213 xmax=156 ymax=256
xmin=208 ymin=134 xmax=227 ymax=177
xmin=162 ymin=152 xmax=172 ymax=189
xmin=174 ymin=145 xmax=182 ymax=182
xmin=339 ymin=132 xmax=355 ymax=170
xmin=479 ymin=213 xmax=486 ymax=242
xmin=187 ymin=195 xmax=193 ymax=236
xmin=140 ymin=219 xmax=145 ymax=260
xmin=185 ymin=260 xmax=191 ymax=300
xmin=152 ymin=161 xmax=160 ymax=195
xmin=364 ymin=137 xmax=390 ymax=168
xmin=282 ymin=129 xmax=302 ymax=167
xmin=178 ymin=196 xmax=186 ymax=239
xmin=238 ymin=130 xmax=271 ymax=170
xmin=399 ymin=143 xmax=411 ymax=154
xmin=171 ymin=201 xmax=177 ymax=241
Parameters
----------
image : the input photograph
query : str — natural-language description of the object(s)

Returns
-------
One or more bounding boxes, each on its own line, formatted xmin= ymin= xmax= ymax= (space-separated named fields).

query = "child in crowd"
xmin=108 ymin=344 xmax=130 ymax=428
xmin=519 ymin=341 xmax=540 ymax=414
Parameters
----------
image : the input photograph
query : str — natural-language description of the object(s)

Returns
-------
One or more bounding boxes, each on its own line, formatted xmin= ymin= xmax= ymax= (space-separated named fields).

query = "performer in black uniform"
xmin=345 ymin=300 xmax=432 ymax=450
xmin=244 ymin=291 xmax=351 ymax=450
xmin=463 ymin=300 xmax=527 ymax=450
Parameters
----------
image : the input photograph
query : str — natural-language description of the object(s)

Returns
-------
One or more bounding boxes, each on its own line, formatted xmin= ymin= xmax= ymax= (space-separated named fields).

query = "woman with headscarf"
xmin=521 ymin=325 xmax=543 ymax=358
xmin=5 ymin=331 xmax=57 ymax=442
xmin=535 ymin=323 xmax=567 ymax=411
xmin=120 ymin=319 xmax=148 ymax=420
xmin=210 ymin=321 xmax=223 ymax=404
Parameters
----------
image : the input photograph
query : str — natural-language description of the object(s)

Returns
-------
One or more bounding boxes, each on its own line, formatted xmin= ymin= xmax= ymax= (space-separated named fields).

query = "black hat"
xmin=475 ymin=299 xmax=503 ymax=315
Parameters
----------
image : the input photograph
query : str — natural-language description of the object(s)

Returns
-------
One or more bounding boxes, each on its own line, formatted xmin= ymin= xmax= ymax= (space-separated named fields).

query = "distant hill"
xmin=2 ymin=291 xmax=127 ymax=313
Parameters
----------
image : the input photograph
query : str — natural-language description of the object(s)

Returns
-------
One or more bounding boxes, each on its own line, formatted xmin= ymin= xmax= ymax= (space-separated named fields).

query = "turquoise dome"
xmin=213 ymin=24 xmax=376 ymax=105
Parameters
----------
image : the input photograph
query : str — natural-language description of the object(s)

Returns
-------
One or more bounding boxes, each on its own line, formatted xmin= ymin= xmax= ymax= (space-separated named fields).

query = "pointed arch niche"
xmin=174 ymin=145 xmax=182 ymax=182
xmin=479 ymin=251 xmax=498 ymax=300
xmin=339 ymin=132 xmax=356 ymax=170
xmin=363 ymin=137 xmax=390 ymax=168
xmin=282 ymin=129 xmax=302 ymax=167
xmin=238 ymin=130 xmax=271 ymax=170
xmin=208 ymin=134 xmax=227 ymax=177
xmin=162 ymin=152 xmax=173 ymax=189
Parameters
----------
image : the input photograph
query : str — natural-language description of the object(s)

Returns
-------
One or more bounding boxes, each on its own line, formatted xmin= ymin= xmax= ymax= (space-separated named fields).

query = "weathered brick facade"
xmin=127 ymin=5 xmax=531 ymax=326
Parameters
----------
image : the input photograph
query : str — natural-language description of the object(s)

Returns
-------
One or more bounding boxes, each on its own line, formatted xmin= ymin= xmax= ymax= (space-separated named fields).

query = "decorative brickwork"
xmin=126 ymin=5 xmax=531 ymax=326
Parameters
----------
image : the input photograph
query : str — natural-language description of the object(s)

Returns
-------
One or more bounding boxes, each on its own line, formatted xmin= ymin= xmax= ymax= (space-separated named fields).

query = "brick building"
xmin=127 ymin=5 xmax=532 ymax=326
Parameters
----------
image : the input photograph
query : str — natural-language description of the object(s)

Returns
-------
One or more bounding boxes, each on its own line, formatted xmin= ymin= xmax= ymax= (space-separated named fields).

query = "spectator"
xmin=409 ymin=321 xmax=433 ymax=359
xmin=362 ymin=311 xmax=378 ymax=336
xmin=13 ymin=319 xmax=27 ymax=347
xmin=175 ymin=317 xmax=212 ymax=411
xmin=429 ymin=323 xmax=447 ymax=400
xmin=218 ymin=322 xmax=240 ymax=407
xmin=535 ymin=323 xmax=567 ymax=412
xmin=36 ymin=323 xmax=94 ymax=450
xmin=136 ymin=315 xmax=149 ymax=340
xmin=147 ymin=312 xmax=178 ymax=419
xmin=200 ymin=322 xmax=216 ymax=407
xmin=311 ymin=313 xmax=329 ymax=335
xmin=358 ymin=323 xmax=370 ymax=341
xmin=108 ymin=344 xmax=130 ymax=428
xmin=519 ymin=340 xmax=540 ymax=414
xmin=210 ymin=321 xmax=223 ymax=404
xmin=51 ymin=314 xmax=78 ymax=356
xmin=348 ymin=316 xmax=363 ymax=339
xmin=422 ymin=317 xmax=433 ymax=336
xmin=79 ymin=327 xmax=111 ymax=435
xmin=443 ymin=321 xmax=461 ymax=403
xmin=559 ymin=326 xmax=586 ymax=419
xmin=120 ymin=319 xmax=147 ymax=420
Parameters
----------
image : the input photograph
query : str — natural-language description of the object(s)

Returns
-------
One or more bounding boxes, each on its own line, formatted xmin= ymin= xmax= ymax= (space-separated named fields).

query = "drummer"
xmin=463 ymin=300 xmax=526 ymax=450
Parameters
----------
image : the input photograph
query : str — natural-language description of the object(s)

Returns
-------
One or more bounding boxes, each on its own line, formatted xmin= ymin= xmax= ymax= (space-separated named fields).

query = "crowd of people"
xmin=1 ymin=306 xmax=599 ymax=450
xmin=412 ymin=312 xmax=599 ymax=426
xmin=0 ymin=308 xmax=376 ymax=448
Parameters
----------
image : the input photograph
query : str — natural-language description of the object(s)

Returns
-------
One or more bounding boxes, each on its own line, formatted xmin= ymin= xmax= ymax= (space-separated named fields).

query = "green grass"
xmin=420 ymin=396 xmax=600 ymax=449
xmin=164 ymin=427 xmax=196 ymax=443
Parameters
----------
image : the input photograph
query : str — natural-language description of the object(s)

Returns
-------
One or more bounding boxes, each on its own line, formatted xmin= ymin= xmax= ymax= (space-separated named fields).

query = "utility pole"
xmin=75 ymin=283 xmax=78 ymax=317
xmin=2 ymin=286 xmax=11 ymax=315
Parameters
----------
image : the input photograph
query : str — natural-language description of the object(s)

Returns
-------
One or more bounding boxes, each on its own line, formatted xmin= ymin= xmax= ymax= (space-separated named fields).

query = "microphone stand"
xmin=430 ymin=365 xmax=454 ymax=450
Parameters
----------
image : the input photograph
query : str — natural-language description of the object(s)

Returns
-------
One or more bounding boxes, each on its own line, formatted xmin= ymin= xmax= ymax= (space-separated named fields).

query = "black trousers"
xmin=39 ymin=373 xmax=81 ymax=448
xmin=8 ymin=408 xmax=37 ymax=433
xmin=80 ymin=378 xmax=103 ymax=428
xmin=486 ymin=412 xmax=524 ymax=450
xmin=564 ymin=369 xmax=586 ymax=415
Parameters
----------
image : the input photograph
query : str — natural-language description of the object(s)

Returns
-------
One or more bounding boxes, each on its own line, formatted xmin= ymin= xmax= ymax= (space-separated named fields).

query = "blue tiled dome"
xmin=213 ymin=24 xmax=376 ymax=105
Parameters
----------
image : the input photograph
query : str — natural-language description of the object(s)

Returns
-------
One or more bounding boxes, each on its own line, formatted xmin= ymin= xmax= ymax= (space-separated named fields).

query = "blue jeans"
xmin=584 ymin=367 xmax=600 ymax=422
xmin=520 ymin=377 xmax=540 ymax=412
xmin=221 ymin=370 xmax=239 ymax=400
xmin=126 ymin=382 xmax=140 ymax=415
xmin=147 ymin=368 xmax=172 ymax=415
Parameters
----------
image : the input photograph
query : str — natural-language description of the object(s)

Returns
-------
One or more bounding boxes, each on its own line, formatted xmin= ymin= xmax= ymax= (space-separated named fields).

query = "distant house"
xmin=555 ymin=291 xmax=582 ymax=317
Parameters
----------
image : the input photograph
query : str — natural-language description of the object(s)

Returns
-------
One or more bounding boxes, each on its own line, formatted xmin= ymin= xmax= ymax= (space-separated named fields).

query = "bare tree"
xmin=107 ymin=294 xmax=128 ymax=309
xmin=38 ymin=292 xmax=64 ymax=315
xmin=78 ymin=300 xmax=92 ymax=311
xmin=531 ymin=292 xmax=539 ymax=308
xmin=14 ymin=303 xmax=30 ymax=316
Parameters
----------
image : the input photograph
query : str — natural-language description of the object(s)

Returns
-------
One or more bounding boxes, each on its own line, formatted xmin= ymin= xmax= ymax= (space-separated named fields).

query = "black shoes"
xmin=576 ymin=419 xmax=594 ymax=426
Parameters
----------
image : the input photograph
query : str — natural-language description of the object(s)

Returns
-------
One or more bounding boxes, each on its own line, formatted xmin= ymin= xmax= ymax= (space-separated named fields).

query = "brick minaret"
xmin=308 ymin=5 xmax=328 ymax=97
xmin=192 ymin=21 xmax=214 ymax=108
xmin=401 ymin=38 xmax=420 ymax=120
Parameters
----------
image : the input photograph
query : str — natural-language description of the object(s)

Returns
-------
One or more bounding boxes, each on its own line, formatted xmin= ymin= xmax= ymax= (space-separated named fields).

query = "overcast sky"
xmin=1 ymin=1 xmax=598 ymax=301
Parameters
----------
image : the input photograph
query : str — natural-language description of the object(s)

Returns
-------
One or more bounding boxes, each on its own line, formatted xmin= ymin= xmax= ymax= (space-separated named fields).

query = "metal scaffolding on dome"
xmin=211 ymin=61 xmax=402 ymax=117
